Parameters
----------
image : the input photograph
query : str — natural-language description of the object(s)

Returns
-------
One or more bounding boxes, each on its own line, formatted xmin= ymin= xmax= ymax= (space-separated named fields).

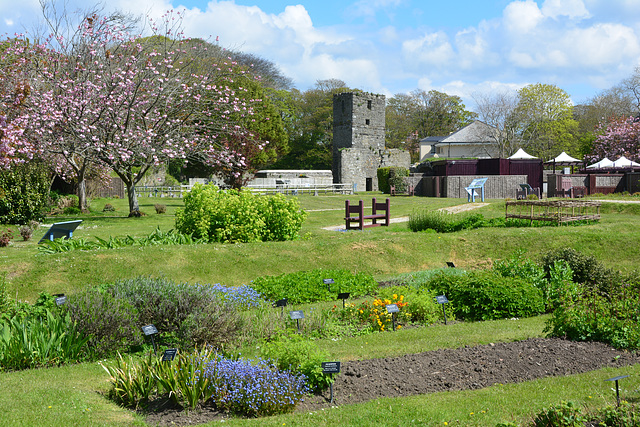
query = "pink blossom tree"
xmin=588 ymin=116 xmax=640 ymax=163
xmin=8 ymin=11 xmax=262 ymax=214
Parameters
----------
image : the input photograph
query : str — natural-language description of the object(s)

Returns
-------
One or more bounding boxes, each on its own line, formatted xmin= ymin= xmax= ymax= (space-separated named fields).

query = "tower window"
xmin=365 ymin=119 xmax=370 ymax=125
xmin=367 ymin=100 xmax=372 ymax=110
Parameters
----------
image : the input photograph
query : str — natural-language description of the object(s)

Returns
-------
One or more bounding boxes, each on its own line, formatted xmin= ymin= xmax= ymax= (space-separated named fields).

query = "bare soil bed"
xmin=141 ymin=337 xmax=640 ymax=426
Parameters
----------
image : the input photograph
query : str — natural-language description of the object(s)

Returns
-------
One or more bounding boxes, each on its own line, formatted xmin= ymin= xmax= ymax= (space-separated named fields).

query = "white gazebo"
xmin=612 ymin=156 xmax=640 ymax=168
xmin=586 ymin=157 xmax=614 ymax=169
xmin=545 ymin=151 xmax=582 ymax=173
xmin=508 ymin=148 xmax=537 ymax=159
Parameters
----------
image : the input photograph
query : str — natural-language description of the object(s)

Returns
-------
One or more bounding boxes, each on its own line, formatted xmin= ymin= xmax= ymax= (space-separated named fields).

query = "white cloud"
xmin=4 ymin=19 xmax=14 ymax=27
xmin=402 ymin=31 xmax=455 ymax=67
xmin=503 ymin=0 xmax=544 ymax=33
xmin=542 ymin=0 xmax=590 ymax=20
xmin=348 ymin=0 xmax=405 ymax=19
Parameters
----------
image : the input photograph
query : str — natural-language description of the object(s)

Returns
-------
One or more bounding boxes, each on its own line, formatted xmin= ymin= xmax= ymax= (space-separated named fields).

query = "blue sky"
xmin=2 ymin=0 xmax=640 ymax=110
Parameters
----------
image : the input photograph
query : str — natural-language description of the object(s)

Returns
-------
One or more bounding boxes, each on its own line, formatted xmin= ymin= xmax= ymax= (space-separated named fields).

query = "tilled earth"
xmin=142 ymin=337 xmax=640 ymax=426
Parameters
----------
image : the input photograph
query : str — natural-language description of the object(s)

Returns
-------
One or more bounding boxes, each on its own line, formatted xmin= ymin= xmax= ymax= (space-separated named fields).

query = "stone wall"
xmin=333 ymin=92 xmax=410 ymax=190
xmin=412 ymin=175 xmax=528 ymax=199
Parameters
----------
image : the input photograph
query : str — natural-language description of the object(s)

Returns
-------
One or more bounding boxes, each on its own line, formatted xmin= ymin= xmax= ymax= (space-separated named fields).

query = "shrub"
xmin=175 ymin=184 xmax=306 ymax=243
xmin=532 ymin=401 xmax=585 ymax=427
xmin=18 ymin=220 xmax=39 ymax=241
xmin=251 ymin=268 xmax=378 ymax=304
xmin=0 ymin=161 xmax=48 ymax=224
xmin=545 ymin=285 xmax=640 ymax=350
xmin=179 ymin=303 xmax=243 ymax=349
xmin=65 ymin=288 xmax=141 ymax=358
xmin=261 ymin=335 xmax=333 ymax=392
xmin=0 ymin=229 xmax=12 ymax=247
xmin=377 ymin=166 xmax=409 ymax=194
xmin=154 ymin=203 xmax=166 ymax=214
xmin=541 ymin=247 xmax=618 ymax=292
xmin=108 ymin=277 xmax=245 ymax=348
xmin=102 ymin=203 xmax=115 ymax=212
xmin=63 ymin=206 xmax=82 ymax=215
xmin=425 ymin=270 xmax=544 ymax=321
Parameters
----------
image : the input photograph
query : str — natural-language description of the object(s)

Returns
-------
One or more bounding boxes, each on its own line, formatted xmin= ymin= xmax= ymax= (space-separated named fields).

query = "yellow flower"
xmin=359 ymin=309 xmax=363 ymax=314
xmin=393 ymin=293 xmax=398 ymax=300
xmin=48 ymin=406 xmax=52 ymax=409
xmin=397 ymin=325 xmax=402 ymax=329
xmin=444 ymin=423 xmax=448 ymax=426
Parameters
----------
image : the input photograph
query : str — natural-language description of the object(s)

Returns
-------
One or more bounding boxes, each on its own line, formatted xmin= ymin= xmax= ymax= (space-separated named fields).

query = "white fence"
xmin=135 ymin=183 xmax=355 ymax=197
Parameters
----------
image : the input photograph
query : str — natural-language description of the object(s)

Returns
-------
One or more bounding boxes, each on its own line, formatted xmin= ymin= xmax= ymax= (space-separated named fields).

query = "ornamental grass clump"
xmin=206 ymin=356 xmax=308 ymax=417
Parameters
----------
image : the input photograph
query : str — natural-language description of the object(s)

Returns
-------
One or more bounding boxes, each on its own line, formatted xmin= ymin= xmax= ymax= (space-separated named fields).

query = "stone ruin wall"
xmin=333 ymin=92 xmax=410 ymax=191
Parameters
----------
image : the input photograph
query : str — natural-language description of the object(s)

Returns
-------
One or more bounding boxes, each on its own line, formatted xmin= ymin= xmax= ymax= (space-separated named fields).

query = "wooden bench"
xmin=390 ymin=184 xmax=414 ymax=196
xmin=345 ymin=198 xmax=390 ymax=230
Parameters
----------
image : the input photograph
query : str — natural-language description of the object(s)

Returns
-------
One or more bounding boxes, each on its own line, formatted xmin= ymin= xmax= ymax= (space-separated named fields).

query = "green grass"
xmin=4 ymin=194 xmax=640 ymax=301
xmin=1 ymin=192 xmax=640 ymax=426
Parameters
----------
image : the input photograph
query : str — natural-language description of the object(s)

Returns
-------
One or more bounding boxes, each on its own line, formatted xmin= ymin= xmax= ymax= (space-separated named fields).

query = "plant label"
xmin=274 ymin=298 xmax=288 ymax=308
xmin=322 ymin=362 xmax=341 ymax=374
xmin=436 ymin=295 xmax=449 ymax=304
xmin=142 ymin=324 xmax=158 ymax=335
xmin=386 ymin=304 xmax=399 ymax=313
xmin=338 ymin=292 xmax=350 ymax=300
xmin=162 ymin=348 xmax=178 ymax=361
xmin=289 ymin=310 xmax=304 ymax=320
xmin=55 ymin=296 xmax=67 ymax=306
xmin=323 ymin=279 xmax=334 ymax=284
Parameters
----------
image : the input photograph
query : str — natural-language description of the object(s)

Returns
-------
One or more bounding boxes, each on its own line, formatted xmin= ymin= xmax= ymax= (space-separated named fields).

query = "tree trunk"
xmin=126 ymin=182 xmax=139 ymax=213
xmin=77 ymin=178 xmax=88 ymax=213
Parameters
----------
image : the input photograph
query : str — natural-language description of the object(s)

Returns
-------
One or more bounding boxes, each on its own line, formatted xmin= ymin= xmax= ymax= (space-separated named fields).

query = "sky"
xmin=2 ymin=0 xmax=640 ymax=110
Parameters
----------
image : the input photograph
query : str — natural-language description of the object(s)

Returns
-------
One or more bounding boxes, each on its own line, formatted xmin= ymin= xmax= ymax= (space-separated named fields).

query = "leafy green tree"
xmin=512 ymin=83 xmax=579 ymax=159
xmin=411 ymin=90 xmax=477 ymax=138
xmin=271 ymin=79 xmax=352 ymax=170
xmin=385 ymin=90 xmax=476 ymax=161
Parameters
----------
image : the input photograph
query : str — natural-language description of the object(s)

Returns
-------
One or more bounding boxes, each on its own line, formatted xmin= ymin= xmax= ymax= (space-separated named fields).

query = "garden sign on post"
xmin=436 ymin=295 xmax=449 ymax=325
xmin=322 ymin=362 xmax=341 ymax=404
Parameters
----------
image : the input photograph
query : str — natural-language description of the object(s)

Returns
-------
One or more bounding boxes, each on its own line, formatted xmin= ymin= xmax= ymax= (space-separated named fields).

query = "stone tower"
xmin=332 ymin=92 xmax=410 ymax=191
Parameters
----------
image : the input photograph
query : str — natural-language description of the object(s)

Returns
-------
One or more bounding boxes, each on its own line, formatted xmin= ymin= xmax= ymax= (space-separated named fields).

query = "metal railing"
xmin=135 ymin=185 xmax=190 ymax=198
xmin=245 ymin=183 xmax=354 ymax=195
xmin=135 ymin=183 xmax=355 ymax=197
